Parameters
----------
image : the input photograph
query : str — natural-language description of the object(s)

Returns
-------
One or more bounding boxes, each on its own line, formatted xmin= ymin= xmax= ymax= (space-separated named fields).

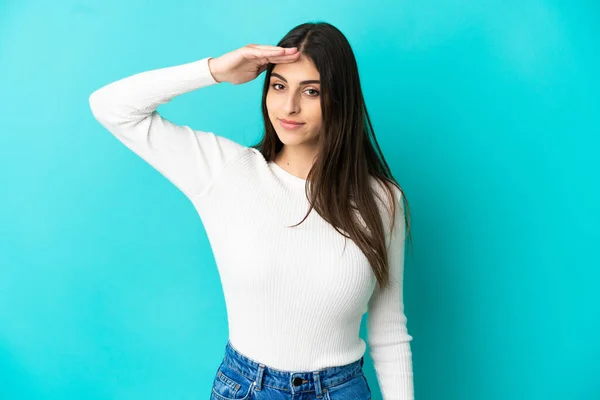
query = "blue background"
xmin=1 ymin=1 xmax=598 ymax=399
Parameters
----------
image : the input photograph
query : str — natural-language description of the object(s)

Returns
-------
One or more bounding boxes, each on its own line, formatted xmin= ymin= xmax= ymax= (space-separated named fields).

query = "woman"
xmin=89 ymin=21 xmax=413 ymax=400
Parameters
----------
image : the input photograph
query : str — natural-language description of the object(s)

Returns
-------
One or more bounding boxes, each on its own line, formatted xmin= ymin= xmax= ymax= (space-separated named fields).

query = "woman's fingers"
xmin=264 ymin=51 xmax=300 ymax=59
xmin=245 ymin=44 xmax=300 ymax=66
xmin=248 ymin=50 xmax=300 ymax=65
xmin=260 ymin=48 xmax=298 ymax=57
xmin=249 ymin=44 xmax=297 ymax=51
xmin=246 ymin=49 xmax=298 ymax=60
xmin=249 ymin=44 xmax=281 ymax=50
xmin=264 ymin=51 xmax=301 ymax=62
xmin=248 ymin=44 xmax=298 ymax=56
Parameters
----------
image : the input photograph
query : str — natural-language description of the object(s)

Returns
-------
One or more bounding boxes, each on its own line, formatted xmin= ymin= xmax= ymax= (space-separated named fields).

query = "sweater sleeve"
xmin=367 ymin=188 xmax=414 ymax=400
xmin=88 ymin=56 xmax=247 ymax=200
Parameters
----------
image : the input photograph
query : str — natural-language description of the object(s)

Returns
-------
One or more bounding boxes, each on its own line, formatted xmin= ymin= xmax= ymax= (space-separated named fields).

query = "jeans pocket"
xmin=360 ymin=373 xmax=372 ymax=398
xmin=324 ymin=372 xmax=371 ymax=400
xmin=211 ymin=362 xmax=255 ymax=400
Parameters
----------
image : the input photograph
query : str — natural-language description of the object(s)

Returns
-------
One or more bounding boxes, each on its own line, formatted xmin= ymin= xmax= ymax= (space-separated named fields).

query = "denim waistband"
xmin=222 ymin=339 xmax=365 ymax=396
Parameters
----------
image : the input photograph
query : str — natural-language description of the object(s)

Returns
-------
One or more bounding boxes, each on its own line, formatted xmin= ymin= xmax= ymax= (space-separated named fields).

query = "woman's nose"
xmin=284 ymin=94 xmax=300 ymax=113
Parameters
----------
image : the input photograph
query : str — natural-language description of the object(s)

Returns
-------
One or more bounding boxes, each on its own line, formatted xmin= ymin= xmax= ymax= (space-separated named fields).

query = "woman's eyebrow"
xmin=270 ymin=72 xmax=320 ymax=85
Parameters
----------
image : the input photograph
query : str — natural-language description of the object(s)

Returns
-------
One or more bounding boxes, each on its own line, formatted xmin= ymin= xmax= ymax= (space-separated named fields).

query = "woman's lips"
xmin=279 ymin=119 xmax=305 ymax=130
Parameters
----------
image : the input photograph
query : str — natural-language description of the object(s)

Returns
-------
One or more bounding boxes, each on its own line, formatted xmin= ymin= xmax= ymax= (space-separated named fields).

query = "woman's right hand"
xmin=208 ymin=44 xmax=301 ymax=85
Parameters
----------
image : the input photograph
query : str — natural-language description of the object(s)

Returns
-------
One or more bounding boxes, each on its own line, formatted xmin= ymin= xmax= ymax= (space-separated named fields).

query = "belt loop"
xmin=313 ymin=371 xmax=325 ymax=398
xmin=254 ymin=364 xmax=266 ymax=391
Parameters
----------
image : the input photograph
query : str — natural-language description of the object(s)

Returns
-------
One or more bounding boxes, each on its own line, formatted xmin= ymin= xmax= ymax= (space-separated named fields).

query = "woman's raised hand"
xmin=208 ymin=44 xmax=301 ymax=85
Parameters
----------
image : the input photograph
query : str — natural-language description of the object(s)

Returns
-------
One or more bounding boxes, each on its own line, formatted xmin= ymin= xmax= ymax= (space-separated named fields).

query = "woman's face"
xmin=266 ymin=54 xmax=322 ymax=147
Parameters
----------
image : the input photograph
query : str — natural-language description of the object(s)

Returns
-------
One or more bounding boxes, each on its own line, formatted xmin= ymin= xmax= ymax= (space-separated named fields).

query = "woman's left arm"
xmin=367 ymin=188 xmax=414 ymax=400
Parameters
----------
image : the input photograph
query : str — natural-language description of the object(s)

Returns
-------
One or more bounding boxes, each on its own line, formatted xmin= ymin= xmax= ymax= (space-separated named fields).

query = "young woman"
xmin=90 ymin=21 xmax=413 ymax=400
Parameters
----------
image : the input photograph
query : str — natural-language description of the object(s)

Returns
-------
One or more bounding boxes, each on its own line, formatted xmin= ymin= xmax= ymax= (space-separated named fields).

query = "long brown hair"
xmin=250 ymin=21 xmax=412 ymax=290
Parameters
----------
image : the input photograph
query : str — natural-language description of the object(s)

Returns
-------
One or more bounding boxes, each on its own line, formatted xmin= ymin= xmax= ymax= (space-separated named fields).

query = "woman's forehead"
xmin=272 ymin=57 xmax=320 ymax=82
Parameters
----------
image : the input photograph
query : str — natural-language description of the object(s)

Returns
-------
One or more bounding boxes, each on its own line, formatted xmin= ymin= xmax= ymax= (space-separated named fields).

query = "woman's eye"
xmin=270 ymin=84 xmax=319 ymax=97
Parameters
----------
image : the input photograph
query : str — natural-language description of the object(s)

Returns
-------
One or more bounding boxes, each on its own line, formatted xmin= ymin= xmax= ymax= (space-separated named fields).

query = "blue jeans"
xmin=210 ymin=340 xmax=372 ymax=400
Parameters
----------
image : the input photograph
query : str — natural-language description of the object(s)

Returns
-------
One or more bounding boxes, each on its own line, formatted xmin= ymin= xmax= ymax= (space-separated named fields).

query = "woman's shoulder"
xmin=369 ymin=175 xmax=403 ymax=205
